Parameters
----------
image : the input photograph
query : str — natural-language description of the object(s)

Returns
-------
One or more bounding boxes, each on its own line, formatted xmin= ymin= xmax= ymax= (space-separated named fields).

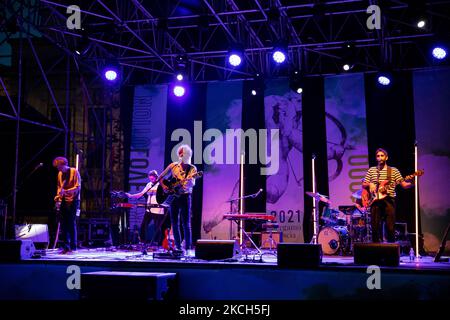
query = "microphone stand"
xmin=226 ymin=190 xmax=264 ymax=256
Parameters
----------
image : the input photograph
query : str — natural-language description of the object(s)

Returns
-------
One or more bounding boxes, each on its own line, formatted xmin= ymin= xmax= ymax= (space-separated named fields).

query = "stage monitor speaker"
xmin=0 ymin=240 xmax=35 ymax=261
xmin=15 ymin=224 xmax=49 ymax=249
xmin=195 ymin=240 xmax=235 ymax=261
xmin=277 ymin=243 xmax=322 ymax=268
xmin=354 ymin=243 xmax=400 ymax=267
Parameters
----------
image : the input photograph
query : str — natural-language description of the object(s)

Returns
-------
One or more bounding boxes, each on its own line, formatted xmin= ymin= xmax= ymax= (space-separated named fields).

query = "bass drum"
xmin=318 ymin=226 xmax=348 ymax=255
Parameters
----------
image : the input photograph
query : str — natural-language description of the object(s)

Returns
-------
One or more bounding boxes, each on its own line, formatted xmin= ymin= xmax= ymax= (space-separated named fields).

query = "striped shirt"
xmin=364 ymin=166 xmax=404 ymax=198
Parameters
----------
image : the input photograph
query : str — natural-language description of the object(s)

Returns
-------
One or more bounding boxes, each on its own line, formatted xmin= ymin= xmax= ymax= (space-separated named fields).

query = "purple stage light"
xmin=104 ymin=69 xmax=118 ymax=81
xmin=272 ymin=50 xmax=286 ymax=64
xmin=173 ymin=85 xmax=186 ymax=97
xmin=432 ymin=47 xmax=447 ymax=60
xmin=377 ymin=75 xmax=391 ymax=86
xmin=228 ymin=53 xmax=242 ymax=67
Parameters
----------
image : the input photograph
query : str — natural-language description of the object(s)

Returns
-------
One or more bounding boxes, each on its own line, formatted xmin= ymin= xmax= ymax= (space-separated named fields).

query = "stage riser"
xmin=1 ymin=263 xmax=449 ymax=300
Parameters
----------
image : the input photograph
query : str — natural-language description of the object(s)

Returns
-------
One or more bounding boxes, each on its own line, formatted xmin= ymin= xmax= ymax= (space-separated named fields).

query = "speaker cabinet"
xmin=354 ymin=243 xmax=400 ymax=267
xmin=195 ymin=240 xmax=235 ymax=261
xmin=15 ymin=224 xmax=49 ymax=249
xmin=0 ymin=240 xmax=35 ymax=261
xmin=277 ymin=243 xmax=322 ymax=268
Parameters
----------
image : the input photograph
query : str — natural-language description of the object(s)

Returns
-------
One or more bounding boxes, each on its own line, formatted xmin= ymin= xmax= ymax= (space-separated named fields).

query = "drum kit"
xmin=306 ymin=190 xmax=371 ymax=255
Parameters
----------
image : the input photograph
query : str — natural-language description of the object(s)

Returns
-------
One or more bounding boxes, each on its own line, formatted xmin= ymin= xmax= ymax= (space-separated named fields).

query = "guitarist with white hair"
xmin=362 ymin=148 xmax=419 ymax=243
xmin=157 ymin=144 xmax=200 ymax=253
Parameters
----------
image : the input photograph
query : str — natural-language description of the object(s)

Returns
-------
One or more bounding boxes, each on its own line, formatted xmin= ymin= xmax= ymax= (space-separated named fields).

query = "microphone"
xmin=252 ymin=188 xmax=263 ymax=198
xmin=34 ymin=163 xmax=44 ymax=171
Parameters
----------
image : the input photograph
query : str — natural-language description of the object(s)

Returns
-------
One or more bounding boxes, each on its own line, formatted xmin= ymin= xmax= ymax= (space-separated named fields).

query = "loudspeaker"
xmin=0 ymin=240 xmax=35 ymax=261
xmin=354 ymin=243 xmax=400 ymax=267
xmin=277 ymin=243 xmax=322 ymax=268
xmin=195 ymin=240 xmax=235 ymax=261
xmin=15 ymin=224 xmax=49 ymax=249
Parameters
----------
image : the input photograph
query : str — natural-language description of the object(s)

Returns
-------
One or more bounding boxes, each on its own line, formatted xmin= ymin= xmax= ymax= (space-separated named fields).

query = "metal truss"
xmin=1 ymin=0 xmax=449 ymax=223
xmin=34 ymin=0 xmax=450 ymax=83
xmin=1 ymin=0 xmax=123 ymax=223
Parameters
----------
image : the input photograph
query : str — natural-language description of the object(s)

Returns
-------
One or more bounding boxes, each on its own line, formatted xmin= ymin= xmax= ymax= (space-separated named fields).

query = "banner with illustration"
xmin=325 ymin=74 xmax=369 ymax=206
xmin=413 ymin=69 xmax=450 ymax=253
xmin=201 ymin=81 xmax=243 ymax=240
xmin=128 ymin=85 xmax=168 ymax=230
xmin=264 ymin=79 xmax=304 ymax=243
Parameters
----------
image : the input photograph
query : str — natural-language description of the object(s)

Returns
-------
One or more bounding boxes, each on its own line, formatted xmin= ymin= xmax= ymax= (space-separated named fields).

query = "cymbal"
xmin=305 ymin=191 xmax=331 ymax=204
xmin=351 ymin=189 xmax=362 ymax=199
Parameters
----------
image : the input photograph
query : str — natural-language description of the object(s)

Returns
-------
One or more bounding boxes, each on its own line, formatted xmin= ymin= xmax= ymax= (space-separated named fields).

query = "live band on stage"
xmin=54 ymin=147 xmax=423 ymax=258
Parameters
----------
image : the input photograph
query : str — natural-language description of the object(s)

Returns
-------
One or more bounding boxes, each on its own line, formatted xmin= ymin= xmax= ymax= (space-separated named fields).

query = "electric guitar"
xmin=162 ymin=228 xmax=175 ymax=251
xmin=156 ymin=171 xmax=203 ymax=204
xmin=367 ymin=169 xmax=424 ymax=206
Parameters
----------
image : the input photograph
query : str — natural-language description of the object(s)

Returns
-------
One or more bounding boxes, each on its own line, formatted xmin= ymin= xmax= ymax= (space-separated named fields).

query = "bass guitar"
xmin=156 ymin=171 xmax=203 ymax=205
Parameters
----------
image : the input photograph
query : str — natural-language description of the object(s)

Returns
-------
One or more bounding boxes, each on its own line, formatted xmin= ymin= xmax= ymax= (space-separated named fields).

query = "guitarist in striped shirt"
xmin=362 ymin=148 xmax=415 ymax=243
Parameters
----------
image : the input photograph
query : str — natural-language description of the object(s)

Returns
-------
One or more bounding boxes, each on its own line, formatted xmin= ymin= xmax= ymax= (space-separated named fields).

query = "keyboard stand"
xmin=227 ymin=218 xmax=263 ymax=255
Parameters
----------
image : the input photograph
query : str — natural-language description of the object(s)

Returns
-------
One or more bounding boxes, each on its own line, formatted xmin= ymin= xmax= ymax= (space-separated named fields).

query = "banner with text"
xmin=325 ymin=74 xmax=369 ymax=207
xmin=265 ymin=79 xmax=304 ymax=243
xmin=128 ymin=85 xmax=168 ymax=230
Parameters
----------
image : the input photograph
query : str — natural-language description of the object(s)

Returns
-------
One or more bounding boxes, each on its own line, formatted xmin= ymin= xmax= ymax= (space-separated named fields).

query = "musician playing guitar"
xmin=362 ymin=148 xmax=419 ymax=243
xmin=53 ymin=157 xmax=81 ymax=253
xmin=125 ymin=170 xmax=165 ymax=245
xmin=157 ymin=144 xmax=198 ymax=253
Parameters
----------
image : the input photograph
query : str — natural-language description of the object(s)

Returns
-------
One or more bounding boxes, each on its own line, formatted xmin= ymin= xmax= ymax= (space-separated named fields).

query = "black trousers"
xmin=60 ymin=199 xmax=78 ymax=250
xmin=370 ymin=196 xmax=396 ymax=243
xmin=140 ymin=211 xmax=166 ymax=245
xmin=169 ymin=194 xmax=192 ymax=250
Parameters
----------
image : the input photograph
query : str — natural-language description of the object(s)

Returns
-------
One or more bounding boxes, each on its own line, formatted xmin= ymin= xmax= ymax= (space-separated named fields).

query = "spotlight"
xmin=289 ymin=69 xmax=304 ymax=94
xmin=250 ymin=73 xmax=265 ymax=96
xmin=173 ymin=85 xmax=186 ymax=97
xmin=228 ymin=53 xmax=242 ymax=67
xmin=272 ymin=50 xmax=286 ymax=64
xmin=432 ymin=47 xmax=447 ymax=60
xmin=417 ymin=20 xmax=426 ymax=28
xmin=174 ymin=55 xmax=188 ymax=81
xmin=377 ymin=75 xmax=391 ymax=86
xmin=341 ymin=42 xmax=356 ymax=72
xmin=342 ymin=63 xmax=353 ymax=71
xmin=103 ymin=67 xmax=118 ymax=81
xmin=272 ymin=41 xmax=288 ymax=64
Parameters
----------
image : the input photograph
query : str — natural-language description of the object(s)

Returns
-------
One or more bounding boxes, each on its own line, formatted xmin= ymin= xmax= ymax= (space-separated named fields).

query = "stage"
xmin=1 ymin=246 xmax=449 ymax=300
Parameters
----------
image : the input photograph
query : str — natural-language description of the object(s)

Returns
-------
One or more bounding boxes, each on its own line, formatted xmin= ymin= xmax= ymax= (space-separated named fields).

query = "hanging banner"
xmin=325 ymin=74 xmax=369 ymax=206
xmin=128 ymin=85 xmax=168 ymax=230
xmin=201 ymin=81 xmax=243 ymax=240
xmin=413 ymin=69 xmax=450 ymax=253
xmin=265 ymin=79 xmax=304 ymax=243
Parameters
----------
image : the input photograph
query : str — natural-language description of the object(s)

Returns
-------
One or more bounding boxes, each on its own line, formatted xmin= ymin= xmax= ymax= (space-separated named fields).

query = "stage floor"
xmin=2 ymin=246 xmax=449 ymax=300
xmin=27 ymin=246 xmax=450 ymax=271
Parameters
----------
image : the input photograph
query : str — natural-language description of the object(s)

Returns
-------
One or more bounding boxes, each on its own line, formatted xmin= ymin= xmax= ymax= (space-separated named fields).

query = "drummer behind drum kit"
xmin=306 ymin=190 xmax=371 ymax=255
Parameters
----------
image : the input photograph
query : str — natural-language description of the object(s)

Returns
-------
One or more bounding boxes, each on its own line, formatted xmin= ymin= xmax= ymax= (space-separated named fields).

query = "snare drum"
xmin=318 ymin=226 xmax=349 ymax=255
